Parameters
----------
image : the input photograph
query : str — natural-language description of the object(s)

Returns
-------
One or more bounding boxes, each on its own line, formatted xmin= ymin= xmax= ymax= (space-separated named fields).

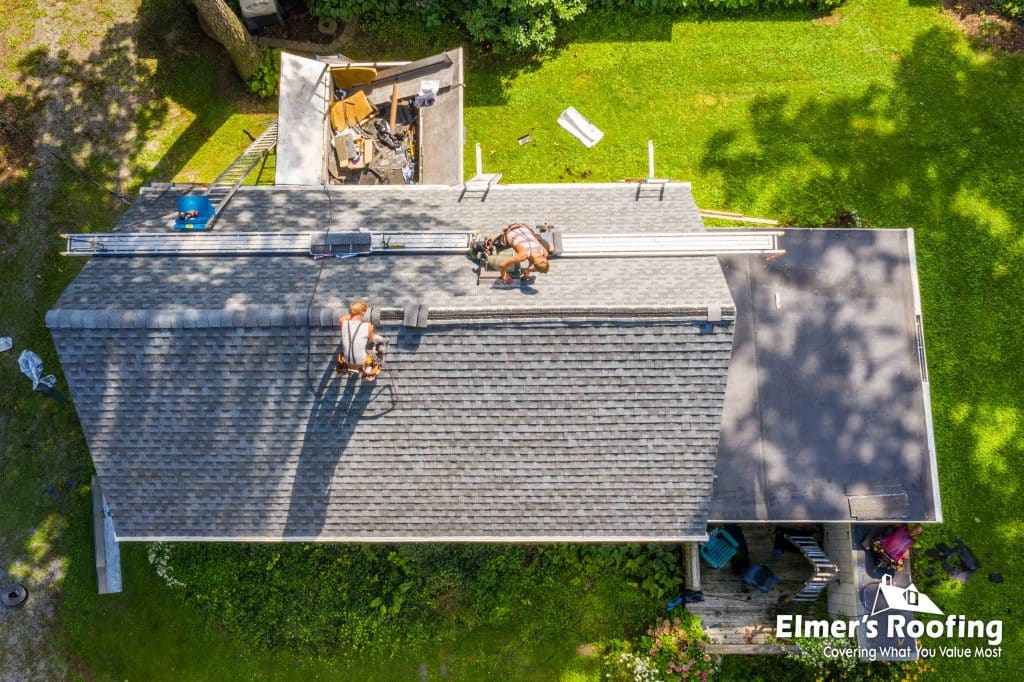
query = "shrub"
xmin=785 ymin=636 xmax=858 ymax=680
xmin=307 ymin=0 xmax=844 ymax=56
xmin=461 ymin=0 xmax=587 ymax=56
xmin=247 ymin=47 xmax=281 ymax=98
xmin=308 ymin=0 xmax=451 ymax=26
xmin=148 ymin=542 xmax=662 ymax=658
xmin=552 ymin=543 xmax=685 ymax=599
xmin=1001 ymin=0 xmax=1023 ymax=18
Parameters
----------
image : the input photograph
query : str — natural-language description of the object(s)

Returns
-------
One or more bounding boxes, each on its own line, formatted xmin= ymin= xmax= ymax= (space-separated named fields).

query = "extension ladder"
xmin=204 ymin=120 xmax=279 ymax=221
xmin=171 ymin=121 xmax=279 ymax=231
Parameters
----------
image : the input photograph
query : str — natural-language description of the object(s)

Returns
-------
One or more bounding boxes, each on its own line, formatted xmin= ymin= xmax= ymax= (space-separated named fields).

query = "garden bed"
xmin=943 ymin=0 xmax=1024 ymax=52
xmin=254 ymin=5 xmax=338 ymax=44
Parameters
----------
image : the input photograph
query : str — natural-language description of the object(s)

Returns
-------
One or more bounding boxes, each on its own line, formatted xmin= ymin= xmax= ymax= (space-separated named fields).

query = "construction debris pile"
xmin=328 ymin=71 xmax=436 ymax=186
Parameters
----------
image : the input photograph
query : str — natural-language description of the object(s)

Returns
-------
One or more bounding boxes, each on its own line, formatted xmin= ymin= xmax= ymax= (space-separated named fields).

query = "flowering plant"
xmin=603 ymin=616 xmax=721 ymax=681
xmin=146 ymin=542 xmax=185 ymax=588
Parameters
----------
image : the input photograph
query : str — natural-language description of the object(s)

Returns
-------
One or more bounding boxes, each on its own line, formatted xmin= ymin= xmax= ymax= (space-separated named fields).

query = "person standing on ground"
xmin=874 ymin=524 xmax=924 ymax=570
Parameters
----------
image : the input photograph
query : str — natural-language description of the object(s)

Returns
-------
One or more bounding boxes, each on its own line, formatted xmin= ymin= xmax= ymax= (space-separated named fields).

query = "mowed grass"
xmin=452 ymin=4 xmax=1022 ymax=677
xmin=1 ymin=0 xmax=1022 ymax=679
xmin=344 ymin=1 xmax=1024 ymax=678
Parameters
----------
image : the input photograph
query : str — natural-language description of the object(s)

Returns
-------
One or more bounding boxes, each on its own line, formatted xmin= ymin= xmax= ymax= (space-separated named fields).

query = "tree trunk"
xmin=193 ymin=0 xmax=261 ymax=81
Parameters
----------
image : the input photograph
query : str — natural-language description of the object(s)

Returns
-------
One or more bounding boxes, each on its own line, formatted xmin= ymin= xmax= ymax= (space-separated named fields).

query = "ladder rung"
xmin=198 ymin=120 xmax=279 ymax=228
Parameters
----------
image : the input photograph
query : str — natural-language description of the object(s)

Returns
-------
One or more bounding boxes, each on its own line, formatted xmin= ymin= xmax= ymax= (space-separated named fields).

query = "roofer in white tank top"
xmin=337 ymin=300 xmax=383 ymax=381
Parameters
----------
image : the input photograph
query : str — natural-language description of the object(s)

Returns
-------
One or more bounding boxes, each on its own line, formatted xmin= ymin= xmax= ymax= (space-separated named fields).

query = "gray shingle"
xmin=48 ymin=181 xmax=737 ymax=541
xmin=52 ymin=319 xmax=732 ymax=540
xmin=115 ymin=182 xmax=708 ymax=235
xmin=52 ymin=183 xmax=731 ymax=317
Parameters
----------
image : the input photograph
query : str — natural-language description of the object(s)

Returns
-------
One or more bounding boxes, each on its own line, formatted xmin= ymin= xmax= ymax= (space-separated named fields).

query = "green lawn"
xmin=455 ymin=5 xmax=1021 ymax=676
xmin=2 ymin=0 xmax=1022 ymax=679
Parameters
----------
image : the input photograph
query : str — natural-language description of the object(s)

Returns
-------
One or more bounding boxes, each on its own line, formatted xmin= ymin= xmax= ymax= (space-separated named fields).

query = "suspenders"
xmin=343 ymin=320 xmax=366 ymax=365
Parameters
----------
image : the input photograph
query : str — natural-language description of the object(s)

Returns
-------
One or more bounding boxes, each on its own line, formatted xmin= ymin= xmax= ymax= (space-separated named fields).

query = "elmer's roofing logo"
xmin=871 ymin=574 xmax=943 ymax=617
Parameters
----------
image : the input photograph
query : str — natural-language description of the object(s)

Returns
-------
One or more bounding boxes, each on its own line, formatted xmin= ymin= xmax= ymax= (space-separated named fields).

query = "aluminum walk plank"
xmin=63 ymin=230 xmax=784 ymax=257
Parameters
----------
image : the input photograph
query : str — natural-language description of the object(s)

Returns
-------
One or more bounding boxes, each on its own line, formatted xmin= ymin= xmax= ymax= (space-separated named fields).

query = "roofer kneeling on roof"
xmin=496 ymin=222 xmax=550 ymax=285
xmin=337 ymin=300 xmax=385 ymax=382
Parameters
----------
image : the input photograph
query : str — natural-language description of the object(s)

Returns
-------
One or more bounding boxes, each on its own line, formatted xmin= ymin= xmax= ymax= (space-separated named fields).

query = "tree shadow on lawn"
xmin=1 ymin=0 xmax=263 ymax=334
xmin=701 ymin=23 xmax=1024 ymax=660
xmin=0 ymin=0 xmax=268 ymax=674
xmin=0 ymin=0 xmax=269 ymax=432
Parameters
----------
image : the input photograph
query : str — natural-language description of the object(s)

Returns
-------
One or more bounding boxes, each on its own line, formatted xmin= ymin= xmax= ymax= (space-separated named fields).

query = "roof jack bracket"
xmin=637 ymin=140 xmax=670 ymax=201
xmin=460 ymin=143 xmax=501 ymax=202
xmin=697 ymin=304 xmax=726 ymax=335
xmin=403 ymin=302 xmax=430 ymax=328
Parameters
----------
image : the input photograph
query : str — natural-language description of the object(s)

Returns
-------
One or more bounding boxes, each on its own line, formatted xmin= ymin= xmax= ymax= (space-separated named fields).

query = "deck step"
xmin=705 ymin=643 xmax=797 ymax=655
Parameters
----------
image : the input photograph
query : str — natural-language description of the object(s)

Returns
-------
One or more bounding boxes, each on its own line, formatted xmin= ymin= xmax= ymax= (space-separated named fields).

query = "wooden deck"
xmin=688 ymin=525 xmax=824 ymax=653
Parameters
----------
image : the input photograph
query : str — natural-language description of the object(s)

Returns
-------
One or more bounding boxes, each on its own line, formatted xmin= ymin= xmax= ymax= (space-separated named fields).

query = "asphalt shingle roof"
xmin=48 ymin=182 xmax=735 ymax=541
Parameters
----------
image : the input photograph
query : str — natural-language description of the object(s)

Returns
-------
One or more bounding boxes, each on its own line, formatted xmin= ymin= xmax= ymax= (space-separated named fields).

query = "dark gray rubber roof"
xmin=48 ymin=182 xmax=735 ymax=541
xmin=710 ymin=229 xmax=940 ymax=523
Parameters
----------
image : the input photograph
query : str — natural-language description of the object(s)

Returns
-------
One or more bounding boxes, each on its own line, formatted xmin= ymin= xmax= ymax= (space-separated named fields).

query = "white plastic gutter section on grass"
xmin=557 ymin=106 xmax=604 ymax=147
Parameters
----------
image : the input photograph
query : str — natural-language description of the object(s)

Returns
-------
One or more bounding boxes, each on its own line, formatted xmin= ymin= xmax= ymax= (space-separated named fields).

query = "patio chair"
xmin=699 ymin=528 xmax=740 ymax=569
xmin=743 ymin=563 xmax=782 ymax=593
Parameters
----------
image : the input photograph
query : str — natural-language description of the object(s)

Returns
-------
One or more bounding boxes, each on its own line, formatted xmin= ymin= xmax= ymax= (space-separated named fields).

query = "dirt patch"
xmin=943 ymin=0 xmax=1024 ymax=53
xmin=813 ymin=11 xmax=842 ymax=26
xmin=254 ymin=8 xmax=341 ymax=44
xmin=0 ymin=548 xmax=67 ymax=682
xmin=0 ymin=123 xmax=35 ymax=186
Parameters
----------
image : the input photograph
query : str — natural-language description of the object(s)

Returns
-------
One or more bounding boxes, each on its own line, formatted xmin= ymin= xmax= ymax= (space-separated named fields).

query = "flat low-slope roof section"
xmin=711 ymin=229 xmax=941 ymax=523
xmin=49 ymin=182 xmax=738 ymax=542
xmin=276 ymin=50 xmax=464 ymax=186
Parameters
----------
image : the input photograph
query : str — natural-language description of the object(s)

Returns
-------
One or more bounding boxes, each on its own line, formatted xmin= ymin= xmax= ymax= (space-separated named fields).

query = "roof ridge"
xmin=46 ymin=303 xmax=736 ymax=330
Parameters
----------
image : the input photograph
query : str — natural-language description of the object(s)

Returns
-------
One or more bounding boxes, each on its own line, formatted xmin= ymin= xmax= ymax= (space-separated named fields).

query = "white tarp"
xmin=276 ymin=53 xmax=330 ymax=185
xmin=18 ymin=349 xmax=56 ymax=390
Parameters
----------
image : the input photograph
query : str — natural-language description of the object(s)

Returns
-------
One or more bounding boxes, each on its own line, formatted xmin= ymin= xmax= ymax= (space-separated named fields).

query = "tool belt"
xmin=336 ymin=354 xmax=380 ymax=376
xmin=336 ymin=339 xmax=386 ymax=377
